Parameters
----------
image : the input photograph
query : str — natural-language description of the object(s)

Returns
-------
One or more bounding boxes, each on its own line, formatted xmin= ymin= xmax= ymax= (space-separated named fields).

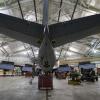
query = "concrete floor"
xmin=0 ymin=77 xmax=100 ymax=100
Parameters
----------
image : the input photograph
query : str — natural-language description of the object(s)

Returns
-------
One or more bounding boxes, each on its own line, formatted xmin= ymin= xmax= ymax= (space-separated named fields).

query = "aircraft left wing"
xmin=0 ymin=13 xmax=44 ymax=47
xmin=49 ymin=14 xmax=100 ymax=47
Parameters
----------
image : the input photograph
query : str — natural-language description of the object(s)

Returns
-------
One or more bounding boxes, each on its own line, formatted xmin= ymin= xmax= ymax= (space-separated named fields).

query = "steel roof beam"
xmin=17 ymin=0 xmax=24 ymax=19
xmin=71 ymin=0 xmax=79 ymax=20
xmin=33 ymin=0 xmax=37 ymax=21
xmin=58 ymin=0 xmax=63 ymax=22
xmin=86 ymin=39 xmax=100 ymax=56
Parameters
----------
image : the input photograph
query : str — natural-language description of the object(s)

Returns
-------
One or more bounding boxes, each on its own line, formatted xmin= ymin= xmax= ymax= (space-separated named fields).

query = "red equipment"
xmin=38 ymin=74 xmax=53 ymax=90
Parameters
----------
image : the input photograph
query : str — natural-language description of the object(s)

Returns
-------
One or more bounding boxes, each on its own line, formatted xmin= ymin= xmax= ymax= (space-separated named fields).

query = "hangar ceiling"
xmin=0 ymin=0 xmax=100 ymax=65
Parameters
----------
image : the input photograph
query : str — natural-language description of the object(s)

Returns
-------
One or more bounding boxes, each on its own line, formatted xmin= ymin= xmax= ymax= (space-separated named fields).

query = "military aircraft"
xmin=0 ymin=0 xmax=100 ymax=72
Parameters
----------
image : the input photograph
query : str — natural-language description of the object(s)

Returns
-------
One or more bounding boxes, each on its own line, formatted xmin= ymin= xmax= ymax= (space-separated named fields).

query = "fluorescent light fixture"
xmin=24 ymin=11 xmax=36 ymax=22
xmin=93 ymin=49 xmax=98 ymax=53
xmin=55 ymin=51 xmax=59 ymax=55
xmin=0 ymin=7 xmax=12 ymax=15
xmin=26 ymin=15 xmax=36 ymax=21
xmin=69 ymin=47 xmax=78 ymax=52
xmin=3 ymin=45 xmax=8 ymax=49
xmin=34 ymin=50 xmax=38 ymax=55
xmin=67 ymin=51 xmax=72 ymax=56
xmin=21 ymin=50 xmax=31 ymax=55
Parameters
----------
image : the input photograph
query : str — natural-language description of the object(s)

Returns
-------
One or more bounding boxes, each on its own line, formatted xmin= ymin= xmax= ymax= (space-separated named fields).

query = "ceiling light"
xmin=67 ymin=51 xmax=72 ymax=56
xmin=69 ymin=47 xmax=78 ymax=52
xmin=55 ymin=51 xmax=59 ymax=55
xmin=34 ymin=50 xmax=38 ymax=55
xmin=93 ymin=49 xmax=98 ymax=53
xmin=0 ymin=7 xmax=12 ymax=15
xmin=3 ymin=45 xmax=8 ymax=49
xmin=21 ymin=50 xmax=31 ymax=55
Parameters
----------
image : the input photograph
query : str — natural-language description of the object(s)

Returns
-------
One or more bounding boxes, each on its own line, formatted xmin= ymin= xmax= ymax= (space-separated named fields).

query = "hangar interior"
xmin=0 ymin=0 xmax=100 ymax=65
xmin=0 ymin=0 xmax=100 ymax=100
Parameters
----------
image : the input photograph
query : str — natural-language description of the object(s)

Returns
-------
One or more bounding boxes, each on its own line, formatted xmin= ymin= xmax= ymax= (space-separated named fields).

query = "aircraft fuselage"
xmin=38 ymin=27 xmax=56 ymax=72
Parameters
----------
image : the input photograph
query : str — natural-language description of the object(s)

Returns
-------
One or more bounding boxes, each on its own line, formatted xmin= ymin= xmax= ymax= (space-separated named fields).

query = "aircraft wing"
xmin=49 ymin=14 xmax=100 ymax=47
xmin=0 ymin=13 xmax=44 ymax=47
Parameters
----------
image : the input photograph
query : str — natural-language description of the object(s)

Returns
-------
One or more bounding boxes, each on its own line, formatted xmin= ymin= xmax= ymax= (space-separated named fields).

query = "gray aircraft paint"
xmin=38 ymin=0 xmax=56 ymax=72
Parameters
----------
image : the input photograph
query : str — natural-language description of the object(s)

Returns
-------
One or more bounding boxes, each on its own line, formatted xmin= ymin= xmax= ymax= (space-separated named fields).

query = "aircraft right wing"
xmin=49 ymin=14 xmax=100 ymax=47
